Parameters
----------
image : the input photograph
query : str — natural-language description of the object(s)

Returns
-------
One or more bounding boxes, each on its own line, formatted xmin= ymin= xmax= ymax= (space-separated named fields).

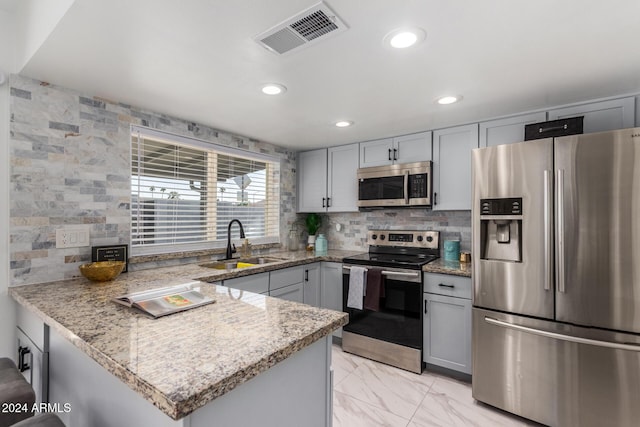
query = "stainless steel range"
xmin=341 ymin=230 xmax=439 ymax=373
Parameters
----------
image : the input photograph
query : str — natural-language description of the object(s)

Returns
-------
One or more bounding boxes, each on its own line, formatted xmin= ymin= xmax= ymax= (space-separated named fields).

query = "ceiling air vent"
xmin=255 ymin=2 xmax=348 ymax=55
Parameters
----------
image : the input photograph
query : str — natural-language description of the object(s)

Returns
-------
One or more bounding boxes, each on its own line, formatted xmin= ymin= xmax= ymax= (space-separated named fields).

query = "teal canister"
xmin=315 ymin=234 xmax=328 ymax=256
xmin=444 ymin=240 xmax=461 ymax=261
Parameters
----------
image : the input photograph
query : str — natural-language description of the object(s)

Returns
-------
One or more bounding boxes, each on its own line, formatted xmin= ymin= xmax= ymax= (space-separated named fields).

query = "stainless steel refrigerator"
xmin=471 ymin=127 xmax=640 ymax=427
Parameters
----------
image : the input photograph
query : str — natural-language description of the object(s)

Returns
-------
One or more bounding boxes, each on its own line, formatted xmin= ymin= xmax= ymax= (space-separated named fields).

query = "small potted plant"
xmin=305 ymin=213 xmax=322 ymax=251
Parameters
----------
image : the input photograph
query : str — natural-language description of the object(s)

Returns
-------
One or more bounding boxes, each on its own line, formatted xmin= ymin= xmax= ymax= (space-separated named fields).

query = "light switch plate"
xmin=56 ymin=226 xmax=91 ymax=248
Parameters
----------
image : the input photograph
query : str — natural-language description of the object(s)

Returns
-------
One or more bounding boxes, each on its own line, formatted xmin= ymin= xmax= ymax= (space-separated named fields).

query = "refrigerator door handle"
xmin=543 ymin=169 xmax=552 ymax=291
xmin=556 ymin=169 xmax=566 ymax=293
xmin=485 ymin=317 xmax=640 ymax=352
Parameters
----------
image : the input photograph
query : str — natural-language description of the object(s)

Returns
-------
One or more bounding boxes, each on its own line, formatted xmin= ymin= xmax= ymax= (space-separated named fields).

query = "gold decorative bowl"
xmin=79 ymin=261 xmax=125 ymax=282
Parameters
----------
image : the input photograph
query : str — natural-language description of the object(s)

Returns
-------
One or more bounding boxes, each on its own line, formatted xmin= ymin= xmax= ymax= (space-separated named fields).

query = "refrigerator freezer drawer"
xmin=473 ymin=308 xmax=640 ymax=427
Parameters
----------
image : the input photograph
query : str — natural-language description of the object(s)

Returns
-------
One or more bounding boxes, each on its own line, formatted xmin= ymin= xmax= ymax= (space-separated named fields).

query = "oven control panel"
xmin=367 ymin=230 xmax=439 ymax=249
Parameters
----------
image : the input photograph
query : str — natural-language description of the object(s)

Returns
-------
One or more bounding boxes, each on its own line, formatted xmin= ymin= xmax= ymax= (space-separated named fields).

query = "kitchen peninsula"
xmin=10 ymin=252 xmax=350 ymax=427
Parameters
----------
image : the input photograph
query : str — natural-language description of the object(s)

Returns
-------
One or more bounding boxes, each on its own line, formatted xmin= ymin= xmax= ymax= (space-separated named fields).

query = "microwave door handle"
xmin=403 ymin=170 xmax=409 ymax=204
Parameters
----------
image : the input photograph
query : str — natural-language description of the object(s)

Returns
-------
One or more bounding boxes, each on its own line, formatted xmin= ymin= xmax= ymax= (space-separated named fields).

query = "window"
xmin=131 ymin=126 xmax=280 ymax=255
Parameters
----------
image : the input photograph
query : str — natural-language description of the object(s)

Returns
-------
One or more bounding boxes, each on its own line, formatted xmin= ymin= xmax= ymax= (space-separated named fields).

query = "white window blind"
xmin=131 ymin=127 xmax=280 ymax=255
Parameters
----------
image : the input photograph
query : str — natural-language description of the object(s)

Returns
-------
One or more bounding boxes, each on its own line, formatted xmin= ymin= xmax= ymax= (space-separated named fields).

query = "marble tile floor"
xmin=331 ymin=344 xmax=541 ymax=427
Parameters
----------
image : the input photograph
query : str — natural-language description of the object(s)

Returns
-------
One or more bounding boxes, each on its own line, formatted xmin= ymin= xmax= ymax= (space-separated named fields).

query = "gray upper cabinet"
xmin=327 ymin=144 xmax=359 ymax=212
xmin=359 ymin=131 xmax=432 ymax=168
xmin=359 ymin=137 xmax=394 ymax=167
xmin=297 ymin=143 xmax=359 ymax=213
xmin=297 ymin=149 xmax=327 ymax=213
xmin=547 ymin=97 xmax=635 ymax=134
xmin=432 ymin=124 xmax=478 ymax=211
xmin=479 ymin=112 xmax=547 ymax=148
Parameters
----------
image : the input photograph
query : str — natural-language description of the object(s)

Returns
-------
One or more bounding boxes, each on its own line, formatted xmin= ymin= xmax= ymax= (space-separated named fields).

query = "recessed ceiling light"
xmin=437 ymin=95 xmax=462 ymax=105
xmin=261 ymin=84 xmax=287 ymax=95
xmin=384 ymin=28 xmax=426 ymax=49
xmin=335 ymin=121 xmax=353 ymax=128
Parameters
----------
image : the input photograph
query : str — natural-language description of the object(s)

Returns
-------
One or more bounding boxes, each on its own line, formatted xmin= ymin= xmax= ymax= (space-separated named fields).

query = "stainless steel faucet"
xmin=226 ymin=219 xmax=246 ymax=259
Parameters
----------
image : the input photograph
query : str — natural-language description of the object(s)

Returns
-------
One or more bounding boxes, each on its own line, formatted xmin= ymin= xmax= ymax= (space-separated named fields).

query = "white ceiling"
xmin=16 ymin=0 xmax=640 ymax=150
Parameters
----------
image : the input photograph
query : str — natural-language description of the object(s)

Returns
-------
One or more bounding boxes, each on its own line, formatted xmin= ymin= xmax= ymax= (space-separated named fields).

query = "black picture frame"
xmin=92 ymin=245 xmax=129 ymax=272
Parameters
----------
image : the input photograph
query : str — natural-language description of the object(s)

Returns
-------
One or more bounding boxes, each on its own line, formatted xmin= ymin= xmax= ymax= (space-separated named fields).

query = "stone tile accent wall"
xmin=9 ymin=75 xmax=297 ymax=286
xmin=295 ymin=209 xmax=471 ymax=255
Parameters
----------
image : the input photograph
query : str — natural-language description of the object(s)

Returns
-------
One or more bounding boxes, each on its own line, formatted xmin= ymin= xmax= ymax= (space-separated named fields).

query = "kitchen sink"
xmin=199 ymin=257 xmax=287 ymax=270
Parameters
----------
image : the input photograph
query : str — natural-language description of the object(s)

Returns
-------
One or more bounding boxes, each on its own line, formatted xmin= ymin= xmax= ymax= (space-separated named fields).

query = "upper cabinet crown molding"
xmin=359 ymin=131 xmax=432 ymax=168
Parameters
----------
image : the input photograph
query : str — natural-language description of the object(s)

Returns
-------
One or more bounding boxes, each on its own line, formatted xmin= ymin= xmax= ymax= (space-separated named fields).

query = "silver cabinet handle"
xmin=556 ymin=169 xmax=565 ymax=293
xmin=543 ymin=170 xmax=552 ymax=291
xmin=485 ymin=317 xmax=640 ymax=352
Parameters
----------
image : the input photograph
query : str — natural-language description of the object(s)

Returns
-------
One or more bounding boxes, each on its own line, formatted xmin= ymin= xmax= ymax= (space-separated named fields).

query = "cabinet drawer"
xmin=270 ymin=266 xmax=304 ymax=291
xmin=224 ymin=272 xmax=269 ymax=294
xmin=424 ymin=273 xmax=471 ymax=299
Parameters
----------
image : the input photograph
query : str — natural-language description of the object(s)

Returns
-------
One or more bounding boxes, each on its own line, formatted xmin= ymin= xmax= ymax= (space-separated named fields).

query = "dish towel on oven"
xmin=347 ymin=266 xmax=367 ymax=310
xmin=364 ymin=267 xmax=385 ymax=311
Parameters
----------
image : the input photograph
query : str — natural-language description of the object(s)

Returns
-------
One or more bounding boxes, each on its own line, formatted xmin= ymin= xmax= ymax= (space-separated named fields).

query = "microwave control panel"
xmin=408 ymin=173 xmax=428 ymax=198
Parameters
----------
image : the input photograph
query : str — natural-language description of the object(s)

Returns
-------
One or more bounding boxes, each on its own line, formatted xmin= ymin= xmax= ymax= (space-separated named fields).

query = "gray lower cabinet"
xmin=221 ymin=272 xmax=269 ymax=294
xmin=320 ymin=262 xmax=343 ymax=337
xmin=270 ymin=283 xmax=304 ymax=303
xmin=547 ymin=97 xmax=635 ymax=134
xmin=15 ymin=304 xmax=49 ymax=404
xmin=423 ymin=273 xmax=472 ymax=375
xmin=303 ymin=263 xmax=321 ymax=307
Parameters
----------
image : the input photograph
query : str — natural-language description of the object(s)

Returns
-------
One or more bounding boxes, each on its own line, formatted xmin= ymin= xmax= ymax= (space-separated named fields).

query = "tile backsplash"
xmin=9 ymin=74 xmax=297 ymax=286
xmin=294 ymin=209 xmax=471 ymax=254
xmin=9 ymin=74 xmax=470 ymax=286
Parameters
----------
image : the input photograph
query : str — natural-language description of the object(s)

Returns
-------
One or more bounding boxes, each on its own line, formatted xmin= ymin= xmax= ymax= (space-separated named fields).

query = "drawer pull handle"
xmin=18 ymin=346 xmax=31 ymax=372
xmin=438 ymin=283 xmax=455 ymax=288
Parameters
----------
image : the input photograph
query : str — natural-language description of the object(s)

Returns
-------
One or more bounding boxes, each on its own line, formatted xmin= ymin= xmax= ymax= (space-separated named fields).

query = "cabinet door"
xmin=297 ymin=149 xmax=328 ymax=213
xmin=270 ymin=282 xmax=304 ymax=303
xmin=432 ymin=123 xmax=479 ymax=210
xmin=303 ymin=263 xmax=321 ymax=307
xmin=423 ymin=293 xmax=472 ymax=374
xmin=270 ymin=266 xmax=304 ymax=292
xmin=327 ymin=144 xmax=359 ymax=212
xmin=393 ymin=131 xmax=432 ymax=163
xmin=548 ymin=97 xmax=635 ymax=134
xmin=16 ymin=328 xmax=47 ymax=404
xmin=479 ymin=112 xmax=547 ymax=148
xmin=359 ymin=138 xmax=393 ymax=168
xmin=321 ymin=262 xmax=343 ymax=337
xmin=224 ymin=272 xmax=269 ymax=294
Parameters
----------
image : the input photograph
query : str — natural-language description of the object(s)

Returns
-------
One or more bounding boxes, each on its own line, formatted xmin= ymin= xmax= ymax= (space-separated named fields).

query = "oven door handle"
xmin=343 ymin=266 xmax=420 ymax=278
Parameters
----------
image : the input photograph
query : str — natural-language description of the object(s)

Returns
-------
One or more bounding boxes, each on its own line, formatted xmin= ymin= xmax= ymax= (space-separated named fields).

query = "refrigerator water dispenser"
xmin=479 ymin=198 xmax=522 ymax=262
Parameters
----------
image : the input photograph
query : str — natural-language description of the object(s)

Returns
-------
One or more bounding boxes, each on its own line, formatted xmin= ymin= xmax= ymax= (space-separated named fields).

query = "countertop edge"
xmin=10 ymin=281 xmax=349 ymax=420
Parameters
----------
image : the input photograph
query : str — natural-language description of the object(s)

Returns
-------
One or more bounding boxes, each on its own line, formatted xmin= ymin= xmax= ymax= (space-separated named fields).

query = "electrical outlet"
xmin=56 ymin=226 xmax=91 ymax=248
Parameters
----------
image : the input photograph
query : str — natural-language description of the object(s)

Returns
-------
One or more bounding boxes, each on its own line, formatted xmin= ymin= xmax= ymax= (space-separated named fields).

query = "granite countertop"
xmin=9 ymin=250 xmax=355 ymax=420
xmin=423 ymin=258 xmax=472 ymax=278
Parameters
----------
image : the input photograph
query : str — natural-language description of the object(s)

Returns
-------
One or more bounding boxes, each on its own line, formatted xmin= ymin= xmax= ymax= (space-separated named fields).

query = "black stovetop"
xmin=342 ymin=252 xmax=439 ymax=270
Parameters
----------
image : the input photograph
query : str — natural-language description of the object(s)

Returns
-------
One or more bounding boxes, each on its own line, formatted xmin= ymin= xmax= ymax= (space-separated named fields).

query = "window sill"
xmin=129 ymin=242 xmax=283 ymax=265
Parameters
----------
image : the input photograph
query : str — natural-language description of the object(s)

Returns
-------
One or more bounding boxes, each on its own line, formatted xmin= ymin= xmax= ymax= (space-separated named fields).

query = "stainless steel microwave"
xmin=357 ymin=161 xmax=432 ymax=208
